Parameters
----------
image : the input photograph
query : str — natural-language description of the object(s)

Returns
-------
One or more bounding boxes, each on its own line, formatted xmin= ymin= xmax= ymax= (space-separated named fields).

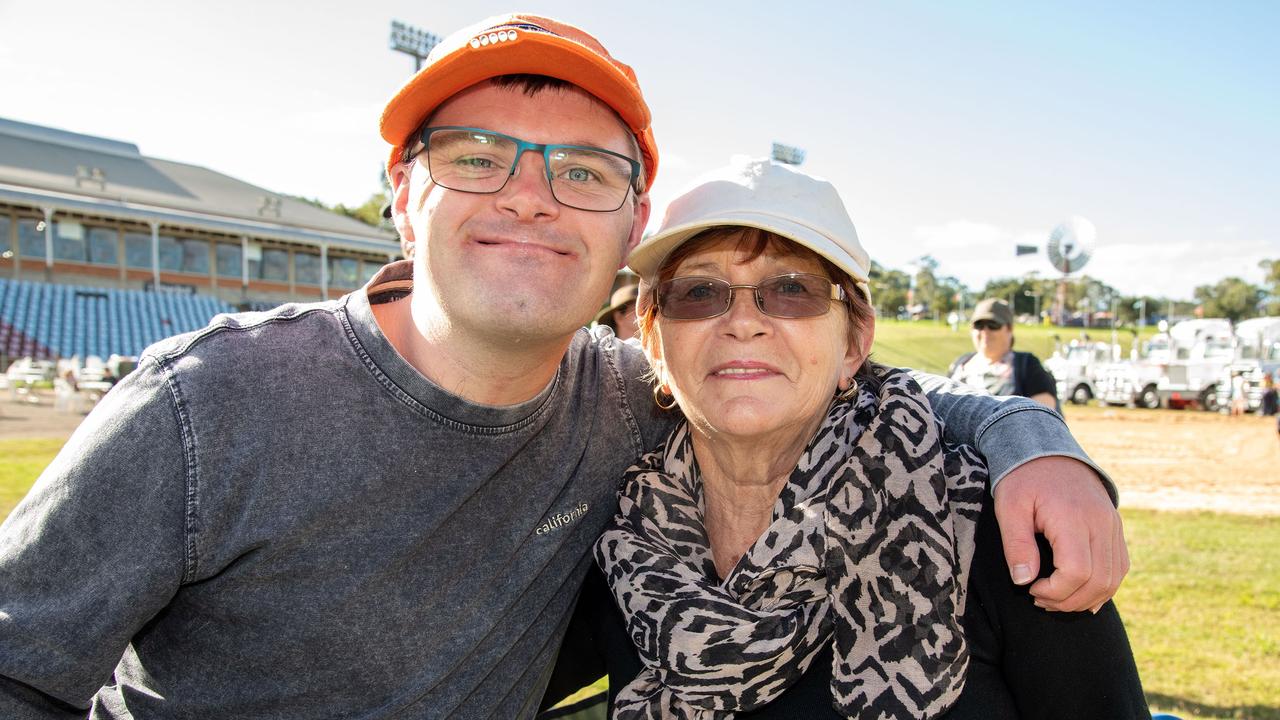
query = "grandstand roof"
xmin=0 ymin=117 xmax=398 ymax=255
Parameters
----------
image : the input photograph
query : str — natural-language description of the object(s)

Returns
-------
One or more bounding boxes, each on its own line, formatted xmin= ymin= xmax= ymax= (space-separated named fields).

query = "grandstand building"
xmin=0 ymin=117 xmax=400 ymax=364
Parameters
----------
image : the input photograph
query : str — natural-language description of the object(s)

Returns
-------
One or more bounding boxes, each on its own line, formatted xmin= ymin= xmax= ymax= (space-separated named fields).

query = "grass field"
xmin=0 ymin=438 xmax=66 ymax=520
xmin=870 ymin=317 xmax=1160 ymax=375
xmin=2 ymin=437 xmax=1274 ymax=718
xmin=1121 ymin=510 xmax=1280 ymax=720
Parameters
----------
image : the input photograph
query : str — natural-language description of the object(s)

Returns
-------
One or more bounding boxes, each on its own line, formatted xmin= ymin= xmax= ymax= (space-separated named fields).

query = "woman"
xmin=574 ymin=158 xmax=1147 ymax=718
xmin=948 ymin=298 xmax=1059 ymax=410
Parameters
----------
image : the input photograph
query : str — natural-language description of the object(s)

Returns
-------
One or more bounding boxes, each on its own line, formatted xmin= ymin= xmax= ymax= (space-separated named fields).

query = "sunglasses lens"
xmin=974 ymin=321 xmax=1003 ymax=331
xmin=759 ymin=274 xmax=834 ymax=318
xmin=658 ymin=277 xmax=730 ymax=319
xmin=658 ymin=274 xmax=839 ymax=320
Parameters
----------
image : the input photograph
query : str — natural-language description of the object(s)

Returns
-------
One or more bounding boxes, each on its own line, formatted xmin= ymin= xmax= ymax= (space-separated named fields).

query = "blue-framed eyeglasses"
xmin=404 ymin=126 xmax=641 ymax=212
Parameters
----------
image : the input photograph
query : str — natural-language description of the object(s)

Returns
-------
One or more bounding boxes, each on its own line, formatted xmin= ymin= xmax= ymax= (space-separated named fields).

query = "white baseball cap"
xmin=627 ymin=157 xmax=870 ymax=298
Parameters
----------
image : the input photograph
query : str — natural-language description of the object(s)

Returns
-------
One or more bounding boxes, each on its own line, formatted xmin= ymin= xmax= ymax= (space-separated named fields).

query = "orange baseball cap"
xmin=380 ymin=13 xmax=658 ymax=191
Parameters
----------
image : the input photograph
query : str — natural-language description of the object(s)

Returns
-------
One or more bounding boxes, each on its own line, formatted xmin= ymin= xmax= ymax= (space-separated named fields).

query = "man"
xmin=594 ymin=282 xmax=641 ymax=339
xmin=0 ymin=14 xmax=1124 ymax=719
xmin=950 ymin=297 xmax=1059 ymax=409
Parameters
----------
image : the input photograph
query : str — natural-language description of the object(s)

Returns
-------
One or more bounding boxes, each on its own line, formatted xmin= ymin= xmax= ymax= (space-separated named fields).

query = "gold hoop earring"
xmin=836 ymin=377 xmax=859 ymax=401
xmin=654 ymin=384 xmax=678 ymax=411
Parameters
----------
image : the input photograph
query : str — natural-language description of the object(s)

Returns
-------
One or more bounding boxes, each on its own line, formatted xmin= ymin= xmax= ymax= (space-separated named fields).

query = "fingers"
xmin=993 ymin=487 xmax=1040 ymax=587
xmin=1097 ymin=512 xmax=1132 ymax=612
xmin=1028 ymin=519 xmax=1095 ymax=610
xmin=1116 ymin=512 xmax=1131 ymax=585
xmin=1034 ymin=522 xmax=1107 ymax=612
xmin=1033 ymin=507 xmax=1131 ymax=612
xmin=993 ymin=456 xmax=1133 ymax=613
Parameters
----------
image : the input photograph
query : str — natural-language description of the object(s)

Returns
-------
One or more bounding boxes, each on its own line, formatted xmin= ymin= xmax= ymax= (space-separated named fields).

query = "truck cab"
xmin=1047 ymin=339 xmax=1119 ymax=405
xmin=1215 ymin=317 xmax=1280 ymax=412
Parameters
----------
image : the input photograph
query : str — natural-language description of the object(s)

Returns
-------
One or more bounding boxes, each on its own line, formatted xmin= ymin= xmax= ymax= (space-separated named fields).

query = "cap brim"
xmin=381 ymin=32 xmax=654 ymax=186
xmin=628 ymin=212 xmax=871 ymax=293
xmin=594 ymin=302 xmax=625 ymax=324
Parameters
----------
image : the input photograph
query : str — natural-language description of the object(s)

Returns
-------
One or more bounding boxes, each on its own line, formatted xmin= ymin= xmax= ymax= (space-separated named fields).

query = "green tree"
xmin=910 ymin=256 xmax=940 ymax=316
xmin=1114 ymin=295 xmax=1165 ymax=327
xmin=978 ymin=276 xmax=1048 ymax=318
xmin=1193 ymin=277 xmax=1265 ymax=322
xmin=933 ymin=275 xmax=968 ymax=315
xmin=868 ymin=260 xmax=910 ymax=317
xmin=333 ymin=192 xmax=392 ymax=228
xmin=1260 ymin=258 xmax=1280 ymax=315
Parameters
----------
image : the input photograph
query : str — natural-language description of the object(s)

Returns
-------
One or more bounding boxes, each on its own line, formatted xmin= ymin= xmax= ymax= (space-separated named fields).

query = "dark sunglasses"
xmin=973 ymin=320 xmax=1006 ymax=331
xmin=656 ymin=273 xmax=847 ymax=320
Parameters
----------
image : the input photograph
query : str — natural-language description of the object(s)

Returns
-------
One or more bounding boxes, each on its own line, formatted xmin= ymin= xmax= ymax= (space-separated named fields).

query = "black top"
xmin=542 ymin=500 xmax=1149 ymax=719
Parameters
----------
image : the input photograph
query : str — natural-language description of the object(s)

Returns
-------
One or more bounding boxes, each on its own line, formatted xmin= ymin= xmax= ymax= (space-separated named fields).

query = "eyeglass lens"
xmin=973 ymin=320 xmax=1004 ymax=331
xmin=658 ymin=274 xmax=839 ymax=320
xmin=425 ymin=128 xmax=636 ymax=212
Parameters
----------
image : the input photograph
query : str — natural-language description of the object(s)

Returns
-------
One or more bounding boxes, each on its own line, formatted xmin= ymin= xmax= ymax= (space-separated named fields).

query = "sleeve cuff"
xmin=977 ymin=405 xmax=1119 ymax=505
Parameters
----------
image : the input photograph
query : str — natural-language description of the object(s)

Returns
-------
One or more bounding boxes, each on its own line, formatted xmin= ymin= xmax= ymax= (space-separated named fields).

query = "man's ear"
xmin=389 ymin=162 xmax=416 ymax=259
xmin=619 ymin=190 xmax=652 ymax=270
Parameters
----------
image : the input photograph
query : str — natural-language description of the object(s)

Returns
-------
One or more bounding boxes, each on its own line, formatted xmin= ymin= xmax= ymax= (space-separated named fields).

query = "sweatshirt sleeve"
xmin=909 ymin=369 xmax=1117 ymax=503
xmin=0 ymin=356 xmax=190 ymax=714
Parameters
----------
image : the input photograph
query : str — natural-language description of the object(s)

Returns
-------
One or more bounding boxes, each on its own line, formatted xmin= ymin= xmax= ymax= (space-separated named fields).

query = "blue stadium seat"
xmin=0 ymin=278 xmax=235 ymax=359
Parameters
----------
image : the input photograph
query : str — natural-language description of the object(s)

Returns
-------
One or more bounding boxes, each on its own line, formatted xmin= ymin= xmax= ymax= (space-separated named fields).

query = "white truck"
xmin=1214 ymin=317 xmax=1280 ymax=412
xmin=1098 ymin=319 xmax=1234 ymax=410
xmin=1046 ymin=339 xmax=1120 ymax=405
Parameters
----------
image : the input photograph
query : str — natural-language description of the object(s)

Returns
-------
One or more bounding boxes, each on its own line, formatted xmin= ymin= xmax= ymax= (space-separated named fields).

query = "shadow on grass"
xmin=1148 ymin=692 xmax=1280 ymax=719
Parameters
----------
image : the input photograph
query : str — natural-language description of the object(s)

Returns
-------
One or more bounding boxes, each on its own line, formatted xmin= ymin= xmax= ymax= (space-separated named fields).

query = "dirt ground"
xmin=0 ymin=389 xmax=89 ymax=440
xmin=1062 ymin=404 xmax=1280 ymax=517
xmin=3 ymin=391 xmax=1277 ymax=516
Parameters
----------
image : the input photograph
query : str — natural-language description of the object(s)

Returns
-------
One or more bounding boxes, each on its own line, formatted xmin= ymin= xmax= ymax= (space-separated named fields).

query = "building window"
xmin=258 ymin=248 xmax=289 ymax=281
xmin=158 ymin=235 xmax=182 ymax=272
xmin=360 ymin=259 xmax=383 ymax=285
xmin=216 ymin=243 xmax=242 ymax=278
xmin=294 ymin=251 xmax=321 ymax=285
xmin=87 ymin=227 xmax=119 ymax=265
xmin=0 ymin=215 xmax=10 ymax=256
xmin=53 ymin=221 xmax=87 ymax=262
xmin=18 ymin=219 xmax=43 ymax=258
xmin=328 ymin=256 xmax=359 ymax=288
xmin=181 ymin=238 xmax=209 ymax=274
xmin=125 ymin=232 xmax=152 ymax=269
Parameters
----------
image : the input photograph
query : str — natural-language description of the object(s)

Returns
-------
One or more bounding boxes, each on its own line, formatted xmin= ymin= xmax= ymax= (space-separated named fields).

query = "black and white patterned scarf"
xmin=593 ymin=367 xmax=988 ymax=719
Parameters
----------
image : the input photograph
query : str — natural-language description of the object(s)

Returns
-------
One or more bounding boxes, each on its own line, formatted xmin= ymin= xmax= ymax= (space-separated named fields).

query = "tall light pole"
xmin=390 ymin=20 xmax=441 ymax=72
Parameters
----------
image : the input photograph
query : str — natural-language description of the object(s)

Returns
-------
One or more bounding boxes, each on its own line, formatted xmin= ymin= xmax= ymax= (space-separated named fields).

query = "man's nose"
xmin=497 ymin=149 xmax=560 ymax=219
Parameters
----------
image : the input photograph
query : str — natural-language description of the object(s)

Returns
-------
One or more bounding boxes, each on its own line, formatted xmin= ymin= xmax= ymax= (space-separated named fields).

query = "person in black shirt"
xmin=949 ymin=298 xmax=1058 ymax=410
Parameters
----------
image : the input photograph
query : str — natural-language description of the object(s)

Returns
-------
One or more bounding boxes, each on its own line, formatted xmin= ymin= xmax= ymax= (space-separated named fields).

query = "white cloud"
xmin=873 ymin=220 xmax=1051 ymax=288
xmin=879 ymin=221 xmax=1276 ymax=300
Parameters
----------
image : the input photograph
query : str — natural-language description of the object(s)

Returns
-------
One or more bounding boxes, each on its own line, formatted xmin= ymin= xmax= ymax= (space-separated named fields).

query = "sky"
xmin=1 ymin=0 xmax=1276 ymax=301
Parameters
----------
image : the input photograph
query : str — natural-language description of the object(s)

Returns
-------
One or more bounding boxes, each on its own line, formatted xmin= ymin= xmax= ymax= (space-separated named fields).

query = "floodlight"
xmin=770 ymin=142 xmax=806 ymax=166
xmin=390 ymin=20 xmax=441 ymax=72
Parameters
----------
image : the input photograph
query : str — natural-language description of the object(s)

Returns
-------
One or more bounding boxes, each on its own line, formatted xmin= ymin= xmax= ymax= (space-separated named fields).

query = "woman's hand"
xmin=993 ymin=456 xmax=1129 ymax=612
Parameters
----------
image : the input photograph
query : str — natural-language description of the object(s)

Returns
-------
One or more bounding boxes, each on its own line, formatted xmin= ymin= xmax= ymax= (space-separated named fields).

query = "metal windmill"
xmin=1045 ymin=216 xmax=1097 ymax=324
